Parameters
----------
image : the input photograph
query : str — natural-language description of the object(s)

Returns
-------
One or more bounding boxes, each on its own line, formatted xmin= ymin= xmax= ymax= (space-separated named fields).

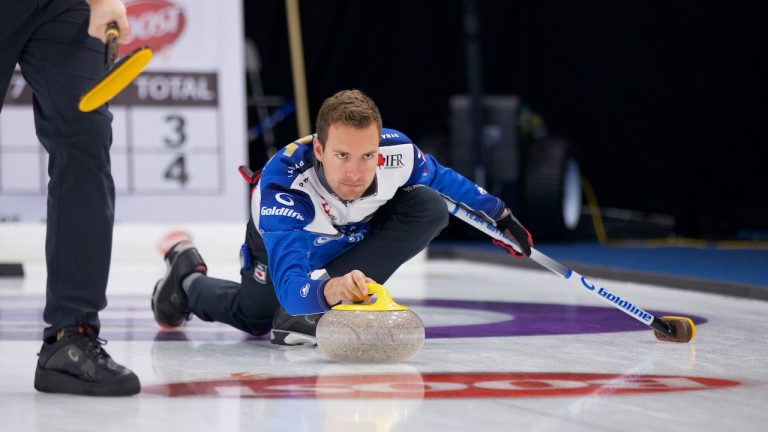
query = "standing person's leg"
xmin=19 ymin=0 xmax=138 ymax=395
xmin=0 ymin=1 xmax=37 ymax=109
xmin=22 ymin=0 xmax=114 ymax=341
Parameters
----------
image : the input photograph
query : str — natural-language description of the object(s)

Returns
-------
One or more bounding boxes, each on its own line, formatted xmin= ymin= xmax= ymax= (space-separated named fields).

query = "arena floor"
xmin=1 ymin=234 xmax=766 ymax=431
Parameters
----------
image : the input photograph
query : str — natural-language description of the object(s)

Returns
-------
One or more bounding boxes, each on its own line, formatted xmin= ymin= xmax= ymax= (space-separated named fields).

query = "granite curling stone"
xmin=316 ymin=283 xmax=425 ymax=363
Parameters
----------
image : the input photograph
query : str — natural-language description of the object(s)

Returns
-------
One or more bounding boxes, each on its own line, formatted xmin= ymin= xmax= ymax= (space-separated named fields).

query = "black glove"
xmin=492 ymin=210 xmax=533 ymax=257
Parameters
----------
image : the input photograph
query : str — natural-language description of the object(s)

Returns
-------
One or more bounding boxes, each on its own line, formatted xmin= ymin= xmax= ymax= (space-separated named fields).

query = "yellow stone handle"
xmin=330 ymin=282 xmax=409 ymax=311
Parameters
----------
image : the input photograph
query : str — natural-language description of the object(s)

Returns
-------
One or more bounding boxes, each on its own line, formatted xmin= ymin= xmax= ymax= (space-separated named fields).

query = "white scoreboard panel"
xmin=0 ymin=0 xmax=247 ymax=223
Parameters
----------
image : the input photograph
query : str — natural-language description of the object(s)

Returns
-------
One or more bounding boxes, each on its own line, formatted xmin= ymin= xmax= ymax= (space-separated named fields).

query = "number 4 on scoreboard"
xmin=164 ymin=154 xmax=189 ymax=187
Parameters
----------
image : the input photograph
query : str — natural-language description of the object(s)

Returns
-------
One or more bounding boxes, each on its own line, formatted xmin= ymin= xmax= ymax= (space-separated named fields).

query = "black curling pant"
xmin=186 ymin=186 xmax=450 ymax=336
xmin=0 ymin=0 xmax=115 ymax=340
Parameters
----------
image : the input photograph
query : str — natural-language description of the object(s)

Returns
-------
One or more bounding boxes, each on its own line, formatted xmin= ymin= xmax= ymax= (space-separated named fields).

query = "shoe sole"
xmin=151 ymin=279 xmax=188 ymax=329
xmin=271 ymin=329 xmax=317 ymax=346
xmin=34 ymin=367 xmax=140 ymax=396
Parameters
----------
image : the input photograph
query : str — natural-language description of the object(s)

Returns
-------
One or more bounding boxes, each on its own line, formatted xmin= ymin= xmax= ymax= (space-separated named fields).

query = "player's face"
xmin=314 ymin=122 xmax=380 ymax=201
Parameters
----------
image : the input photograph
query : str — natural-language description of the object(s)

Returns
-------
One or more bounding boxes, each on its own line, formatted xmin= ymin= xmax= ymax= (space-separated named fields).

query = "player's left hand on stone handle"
xmin=86 ymin=0 xmax=131 ymax=43
xmin=492 ymin=209 xmax=533 ymax=258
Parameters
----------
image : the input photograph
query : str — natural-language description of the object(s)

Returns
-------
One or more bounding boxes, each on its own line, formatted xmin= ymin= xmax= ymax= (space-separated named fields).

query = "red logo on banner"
xmin=121 ymin=0 xmax=186 ymax=55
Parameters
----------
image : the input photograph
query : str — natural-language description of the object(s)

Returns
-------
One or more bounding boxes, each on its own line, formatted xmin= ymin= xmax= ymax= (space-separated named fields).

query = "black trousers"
xmin=0 ymin=0 xmax=115 ymax=340
xmin=187 ymin=186 xmax=449 ymax=336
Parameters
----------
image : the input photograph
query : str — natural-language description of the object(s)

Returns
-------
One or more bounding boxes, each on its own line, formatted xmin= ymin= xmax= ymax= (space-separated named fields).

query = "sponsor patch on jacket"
xmin=261 ymin=206 xmax=305 ymax=220
xmin=377 ymin=153 xmax=405 ymax=169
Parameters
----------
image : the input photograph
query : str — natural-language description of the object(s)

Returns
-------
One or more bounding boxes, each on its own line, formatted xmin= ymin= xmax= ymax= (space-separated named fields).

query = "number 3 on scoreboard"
xmin=164 ymin=114 xmax=187 ymax=148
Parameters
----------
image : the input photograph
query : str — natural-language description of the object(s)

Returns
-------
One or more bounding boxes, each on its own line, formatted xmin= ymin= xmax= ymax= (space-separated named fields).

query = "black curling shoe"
xmin=270 ymin=307 xmax=321 ymax=346
xmin=34 ymin=325 xmax=140 ymax=396
xmin=152 ymin=241 xmax=207 ymax=328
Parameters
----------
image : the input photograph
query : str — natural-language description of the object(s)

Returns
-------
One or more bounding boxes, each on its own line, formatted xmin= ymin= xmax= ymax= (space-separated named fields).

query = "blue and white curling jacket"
xmin=253 ymin=128 xmax=505 ymax=315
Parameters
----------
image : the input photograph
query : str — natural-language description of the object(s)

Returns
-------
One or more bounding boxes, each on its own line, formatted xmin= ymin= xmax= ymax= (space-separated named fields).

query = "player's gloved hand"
xmin=492 ymin=209 xmax=533 ymax=258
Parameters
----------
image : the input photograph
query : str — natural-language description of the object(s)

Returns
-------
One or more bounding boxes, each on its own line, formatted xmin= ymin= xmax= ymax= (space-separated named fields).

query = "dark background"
xmin=243 ymin=0 xmax=768 ymax=240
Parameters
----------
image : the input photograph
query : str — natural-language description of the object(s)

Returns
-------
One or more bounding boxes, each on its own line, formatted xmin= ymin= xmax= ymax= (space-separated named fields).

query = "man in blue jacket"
xmin=152 ymin=89 xmax=533 ymax=345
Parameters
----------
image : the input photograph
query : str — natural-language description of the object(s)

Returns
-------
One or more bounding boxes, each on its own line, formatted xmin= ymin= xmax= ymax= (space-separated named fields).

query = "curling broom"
xmin=78 ymin=22 xmax=153 ymax=112
xmin=444 ymin=196 xmax=696 ymax=343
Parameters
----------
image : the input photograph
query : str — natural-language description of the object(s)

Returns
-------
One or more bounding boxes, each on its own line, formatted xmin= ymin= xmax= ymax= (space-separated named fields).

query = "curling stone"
xmin=316 ymin=283 xmax=425 ymax=363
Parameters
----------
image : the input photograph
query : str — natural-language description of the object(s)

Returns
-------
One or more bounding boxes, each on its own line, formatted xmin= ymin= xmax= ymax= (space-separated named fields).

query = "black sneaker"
xmin=270 ymin=307 xmax=322 ymax=346
xmin=34 ymin=326 xmax=140 ymax=396
xmin=152 ymin=241 xmax=207 ymax=328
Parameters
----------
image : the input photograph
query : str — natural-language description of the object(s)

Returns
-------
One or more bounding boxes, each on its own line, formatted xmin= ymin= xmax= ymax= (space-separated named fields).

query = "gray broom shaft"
xmin=443 ymin=197 xmax=673 ymax=334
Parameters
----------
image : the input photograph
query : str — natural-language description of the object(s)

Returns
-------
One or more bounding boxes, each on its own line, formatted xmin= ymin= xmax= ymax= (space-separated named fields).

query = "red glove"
xmin=492 ymin=210 xmax=533 ymax=258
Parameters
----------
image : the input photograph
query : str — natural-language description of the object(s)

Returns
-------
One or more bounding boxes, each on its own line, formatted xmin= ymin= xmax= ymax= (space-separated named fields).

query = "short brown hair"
xmin=315 ymin=90 xmax=382 ymax=147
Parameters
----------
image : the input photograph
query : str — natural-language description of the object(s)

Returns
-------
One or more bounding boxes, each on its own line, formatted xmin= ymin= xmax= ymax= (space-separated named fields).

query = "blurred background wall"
xmin=244 ymin=0 xmax=768 ymax=241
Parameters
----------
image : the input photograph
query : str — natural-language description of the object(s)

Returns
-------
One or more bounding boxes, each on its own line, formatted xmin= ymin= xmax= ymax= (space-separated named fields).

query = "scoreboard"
xmin=0 ymin=0 xmax=248 ymax=223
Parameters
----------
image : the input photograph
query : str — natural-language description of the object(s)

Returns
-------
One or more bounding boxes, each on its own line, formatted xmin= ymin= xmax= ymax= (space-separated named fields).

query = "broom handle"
xmin=105 ymin=22 xmax=119 ymax=66
xmin=443 ymin=196 xmax=675 ymax=337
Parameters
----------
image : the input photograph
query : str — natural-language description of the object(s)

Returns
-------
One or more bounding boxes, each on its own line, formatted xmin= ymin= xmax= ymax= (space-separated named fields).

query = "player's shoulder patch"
xmin=264 ymin=136 xmax=314 ymax=184
xmin=282 ymin=134 xmax=314 ymax=157
xmin=379 ymin=128 xmax=413 ymax=146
